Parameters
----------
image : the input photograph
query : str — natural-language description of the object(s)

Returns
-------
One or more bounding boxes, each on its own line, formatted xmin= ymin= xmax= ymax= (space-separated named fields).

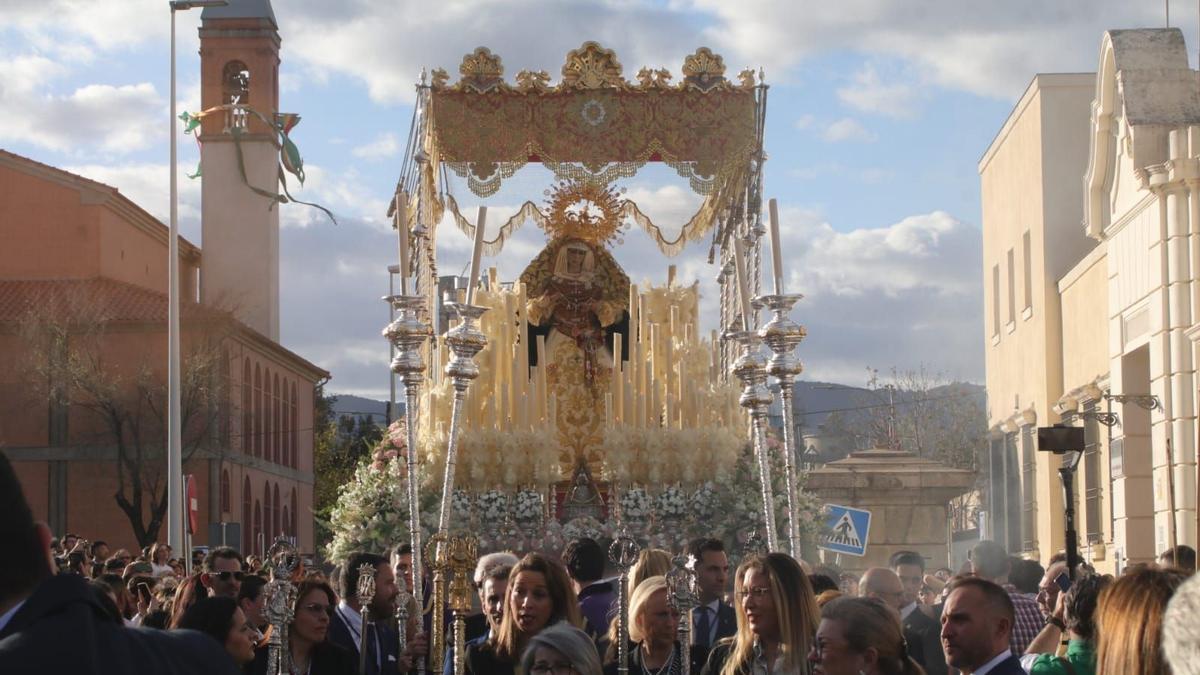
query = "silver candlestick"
xmin=437 ymin=302 xmax=489 ymax=533
xmin=383 ymin=293 xmax=430 ymax=675
xmin=609 ymin=530 xmax=642 ymax=675
xmin=726 ymin=329 xmax=778 ymax=552
xmin=757 ymin=293 xmax=806 ymax=559
xmin=263 ymin=537 xmax=299 ymax=675
xmin=667 ymin=555 xmax=699 ymax=675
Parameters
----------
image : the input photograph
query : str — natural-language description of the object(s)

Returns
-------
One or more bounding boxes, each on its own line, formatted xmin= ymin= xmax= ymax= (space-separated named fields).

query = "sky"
xmin=2 ymin=0 xmax=1197 ymax=399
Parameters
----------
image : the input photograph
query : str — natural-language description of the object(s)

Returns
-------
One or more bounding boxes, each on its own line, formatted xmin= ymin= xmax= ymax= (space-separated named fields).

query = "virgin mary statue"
xmin=520 ymin=236 xmax=629 ymax=469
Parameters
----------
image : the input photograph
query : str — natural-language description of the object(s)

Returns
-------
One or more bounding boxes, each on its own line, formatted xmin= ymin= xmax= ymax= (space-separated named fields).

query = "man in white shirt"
xmin=940 ymin=577 xmax=1024 ymax=675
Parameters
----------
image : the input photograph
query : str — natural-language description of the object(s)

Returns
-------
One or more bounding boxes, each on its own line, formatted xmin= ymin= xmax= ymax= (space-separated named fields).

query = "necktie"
xmin=695 ymin=606 xmax=712 ymax=649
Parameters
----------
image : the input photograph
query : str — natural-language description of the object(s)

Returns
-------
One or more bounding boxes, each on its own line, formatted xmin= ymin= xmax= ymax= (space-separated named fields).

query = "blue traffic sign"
xmin=818 ymin=504 xmax=872 ymax=557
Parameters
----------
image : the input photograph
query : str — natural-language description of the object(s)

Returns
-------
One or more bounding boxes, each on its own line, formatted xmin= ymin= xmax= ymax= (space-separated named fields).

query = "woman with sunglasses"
xmin=464 ymin=553 xmax=584 ymax=674
xmin=175 ymin=596 xmax=259 ymax=666
xmin=249 ymin=579 xmax=356 ymax=675
xmin=808 ymin=597 xmax=924 ymax=675
xmin=701 ymin=553 xmax=819 ymax=675
xmin=524 ymin=623 xmax=604 ymax=675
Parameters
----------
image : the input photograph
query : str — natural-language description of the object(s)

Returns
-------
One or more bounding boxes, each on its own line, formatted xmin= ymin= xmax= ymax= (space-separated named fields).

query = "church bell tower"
xmin=198 ymin=0 xmax=281 ymax=339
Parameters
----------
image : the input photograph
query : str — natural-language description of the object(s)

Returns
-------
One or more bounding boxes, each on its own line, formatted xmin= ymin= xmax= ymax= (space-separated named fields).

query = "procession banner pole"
xmin=355 ymin=562 xmax=377 ymax=675
xmin=263 ymin=537 xmax=299 ymax=675
xmin=609 ymin=532 xmax=642 ymax=675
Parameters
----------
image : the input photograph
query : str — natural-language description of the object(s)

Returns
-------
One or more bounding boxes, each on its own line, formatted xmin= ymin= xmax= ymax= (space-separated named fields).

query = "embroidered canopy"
xmin=399 ymin=42 xmax=767 ymax=258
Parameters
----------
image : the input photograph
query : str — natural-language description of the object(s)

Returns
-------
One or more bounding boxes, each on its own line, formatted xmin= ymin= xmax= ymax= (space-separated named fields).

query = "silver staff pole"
xmin=667 ymin=555 xmax=699 ymax=675
xmin=263 ymin=537 xmax=299 ymax=675
xmin=609 ymin=532 xmax=642 ymax=675
xmin=356 ymin=562 xmax=377 ymax=675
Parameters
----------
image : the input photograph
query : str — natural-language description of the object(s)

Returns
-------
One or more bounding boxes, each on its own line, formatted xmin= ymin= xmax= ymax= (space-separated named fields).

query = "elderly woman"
xmin=464 ymin=553 xmax=583 ymax=675
xmin=523 ymin=623 xmax=604 ymax=675
xmin=702 ymin=553 xmax=820 ymax=675
xmin=808 ymin=597 xmax=924 ymax=675
xmin=603 ymin=576 xmax=702 ymax=675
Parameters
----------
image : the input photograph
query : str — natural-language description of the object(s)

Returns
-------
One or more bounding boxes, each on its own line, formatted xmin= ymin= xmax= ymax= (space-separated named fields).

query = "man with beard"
xmin=330 ymin=553 xmax=401 ymax=675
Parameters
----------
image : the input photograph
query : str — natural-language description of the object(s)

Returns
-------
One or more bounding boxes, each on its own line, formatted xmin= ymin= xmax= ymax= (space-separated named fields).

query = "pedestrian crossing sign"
xmin=818 ymin=504 xmax=871 ymax=557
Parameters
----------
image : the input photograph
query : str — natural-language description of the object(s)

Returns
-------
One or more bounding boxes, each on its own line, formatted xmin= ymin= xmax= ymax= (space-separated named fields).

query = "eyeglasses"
xmin=737 ymin=587 xmax=772 ymax=601
xmin=301 ymin=603 xmax=334 ymax=617
xmin=214 ymin=571 xmax=245 ymax=582
xmin=529 ymin=664 xmax=576 ymax=675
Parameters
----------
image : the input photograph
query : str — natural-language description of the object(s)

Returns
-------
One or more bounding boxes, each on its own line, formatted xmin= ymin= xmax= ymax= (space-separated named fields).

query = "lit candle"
xmin=395 ymin=191 xmax=409 ymax=295
xmin=769 ymin=198 xmax=784 ymax=295
xmin=466 ymin=206 xmax=487 ymax=304
xmin=732 ymin=236 xmax=753 ymax=330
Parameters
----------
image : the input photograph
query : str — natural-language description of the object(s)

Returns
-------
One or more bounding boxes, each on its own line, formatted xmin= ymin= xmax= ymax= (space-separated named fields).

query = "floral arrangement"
xmin=655 ymin=485 xmax=689 ymax=523
xmin=512 ymin=489 xmax=544 ymax=524
xmin=618 ymin=487 xmax=652 ymax=523
xmin=476 ymin=490 xmax=510 ymax=523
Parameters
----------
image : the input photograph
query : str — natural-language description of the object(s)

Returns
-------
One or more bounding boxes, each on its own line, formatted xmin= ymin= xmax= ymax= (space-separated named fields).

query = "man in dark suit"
xmin=890 ymin=550 xmax=947 ymax=675
xmin=940 ymin=577 xmax=1025 ymax=675
xmin=329 ymin=552 xmax=401 ymax=675
xmin=687 ymin=538 xmax=736 ymax=662
xmin=563 ymin=538 xmax=615 ymax=640
xmin=0 ymin=451 xmax=239 ymax=675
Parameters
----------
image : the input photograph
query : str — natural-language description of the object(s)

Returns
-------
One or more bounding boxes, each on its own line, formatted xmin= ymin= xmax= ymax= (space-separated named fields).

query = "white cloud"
xmin=837 ymin=62 xmax=919 ymax=117
xmin=822 ymin=117 xmax=876 ymax=143
xmin=795 ymin=114 xmax=815 ymax=130
xmin=351 ymin=132 xmax=400 ymax=160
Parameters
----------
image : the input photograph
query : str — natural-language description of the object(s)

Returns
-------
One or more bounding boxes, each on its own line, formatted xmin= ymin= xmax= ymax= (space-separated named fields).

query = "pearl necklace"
xmin=639 ymin=643 xmax=677 ymax=675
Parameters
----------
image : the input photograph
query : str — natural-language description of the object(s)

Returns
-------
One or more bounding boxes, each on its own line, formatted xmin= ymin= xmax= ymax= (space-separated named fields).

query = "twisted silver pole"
xmin=356 ymin=562 xmax=377 ymax=675
xmin=263 ymin=537 xmax=298 ymax=675
xmin=727 ymin=329 xmax=777 ymax=552
xmin=437 ymin=303 xmax=488 ymax=532
xmin=609 ymin=532 xmax=642 ymax=675
xmin=667 ymin=555 xmax=699 ymax=675
xmin=383 ymin=294 xmax=430 ymax=675
xmin=757 ymin=293 xmax=806 ymax=558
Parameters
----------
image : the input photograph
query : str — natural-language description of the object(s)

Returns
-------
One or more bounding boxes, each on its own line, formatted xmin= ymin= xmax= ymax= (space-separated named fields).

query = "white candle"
xmin=466 ymin=206 xmax=487 ymax=304
xmin=732 ymin=236 xmax=753 ymax=330
xmin=395 ymin=191 xmax=409 ymax=295
xmin=769 ymin=198 xmax=784 ymax=295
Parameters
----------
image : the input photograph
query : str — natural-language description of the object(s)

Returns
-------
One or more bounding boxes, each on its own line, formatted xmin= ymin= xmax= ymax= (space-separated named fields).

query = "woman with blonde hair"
xmin=1094 ymin=565 xmax=1187 ymax=674
xmin=808 ymin=597 xmax=923 ymax=675
xmin=464 ymin=552 xmax=583 ymax=675
xmin=629 ymin=548 xmax=672 ymax=594
xmin=701 ymin=553 xmax=819 ymax=675
xmin=603 ymin=576 xmax=700 ymax=674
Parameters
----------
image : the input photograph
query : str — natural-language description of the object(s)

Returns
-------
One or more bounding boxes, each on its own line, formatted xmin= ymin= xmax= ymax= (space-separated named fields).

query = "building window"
xmin=272 ymin=483 xmax=281 ymax=539
xmin=281 ymin=384 xmax=290 ymax=469
xmin=1022 ymin=231 xmax=1033 ymax=313
xmin=1083 ymin=400 xmax=1104 ymax=543
xmin=253 ymin=501 xmax=263 ymax=556
xmin=220 ymin=469 xmax=231 ymax=514
xmin=291 ymin=487 xmax=298 ymax=538
xmin=263 ymin=481 xmax=272 ymax=542
xmin=222 ymin=61 xmax=250 ymax=104
xmin=220 ymin=348 xmax=231 ymax=448
xmin=242 ymin=477 xmax=252 ymax=553
xmin=992 ymin=265 xmax=1001 ymax=338
xmin=291 ymin=382 xmax=299 ymax=468
xmin=1020 ymin=426 xmax=1037 ymax=553
xmin=242 ymin=361 xmax=251 ymax=453
xmin=273 ymin=373 xmax=281 ymax=465
xmin=264 ymin=368 xmax=273 ymax=462
xmin=1006 ymin=248 xmax=1016 ymax=325
xmin=254 ymin=365 xmax=263 ymax=457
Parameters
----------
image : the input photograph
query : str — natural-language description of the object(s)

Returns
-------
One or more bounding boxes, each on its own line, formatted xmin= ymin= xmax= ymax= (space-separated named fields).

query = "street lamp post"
xmin=168 ymin=0 xmax=226 ymax=562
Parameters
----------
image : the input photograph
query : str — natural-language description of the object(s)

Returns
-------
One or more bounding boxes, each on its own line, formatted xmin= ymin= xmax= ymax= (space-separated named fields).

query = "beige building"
xmin=982 ymin=28 xmax=1200 ymax=572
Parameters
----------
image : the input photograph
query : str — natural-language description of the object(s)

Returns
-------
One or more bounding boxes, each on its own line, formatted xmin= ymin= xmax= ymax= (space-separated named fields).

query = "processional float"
xmin=380 ymin=42 xmax=807 ymax=674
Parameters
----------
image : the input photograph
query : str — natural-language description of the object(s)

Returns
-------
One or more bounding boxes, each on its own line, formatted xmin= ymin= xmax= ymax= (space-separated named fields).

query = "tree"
xmin=311 ymin=393 xmax=383 ymax=554
xmin=19 ymin=297 xmax=227 ymax=548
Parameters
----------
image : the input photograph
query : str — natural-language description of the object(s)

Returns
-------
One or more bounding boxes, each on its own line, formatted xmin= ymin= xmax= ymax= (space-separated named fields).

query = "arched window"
xmin=222 ymin=61 xmax=250 ymax=105
xmin=282 ymin=505 xmax=290 ymax=537
xmin=263 ymin=481 xmax=272 ymax=541
xmin=273 ymin=373 xmax=281 ymax=464
xmin=242 ymin=477 xmax=252 ymax=553
xmin=220 ymin=469 xmax=231 ymax=514
xmin=291 ymin=382 xmax=299 ymax=468
xmin=242 ymin=361 xmax=251 ymax=453
xmin=220 ymin=348 xmax=231 ymax=448
xmin=254 ymin=365 xmax=263 ymax=457
xmin=291 ymin=487 xmax=298 ymax=539
xmin=272 ymin=483 xmax=281 ymax=539
xmin=253 ymin=501 xmax=262 ymax=556
xmin=281 ymin=384 xmax=290 ymax=468
xmin=263 ymin=367 xmax=272 ymax=461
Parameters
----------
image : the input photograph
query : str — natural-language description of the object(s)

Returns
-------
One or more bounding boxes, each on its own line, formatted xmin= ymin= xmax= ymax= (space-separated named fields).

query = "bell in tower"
xmin=197 ymin=0 xmax=281 ymax=339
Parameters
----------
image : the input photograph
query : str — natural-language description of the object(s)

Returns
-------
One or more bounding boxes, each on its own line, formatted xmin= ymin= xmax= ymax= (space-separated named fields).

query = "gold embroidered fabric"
xmin=423 ymin=42 xmax=761 ymax=257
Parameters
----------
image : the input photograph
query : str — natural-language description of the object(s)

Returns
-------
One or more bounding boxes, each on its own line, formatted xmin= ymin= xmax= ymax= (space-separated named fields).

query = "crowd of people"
xmin=3 ymin=449 xmax=1200 ymax=675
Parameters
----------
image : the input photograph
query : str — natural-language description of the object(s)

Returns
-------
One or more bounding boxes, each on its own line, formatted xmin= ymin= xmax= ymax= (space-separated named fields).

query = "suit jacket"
xmin=692 ymin=599 xmax=738 ymax=664
xmin=248 ymin=640 xmax=358 ymax=675
xmin=328 ymin=606 xmax=399 ymax=675
xmin=443 ymin=635 xmax=487 ymax=675
xmin=903 ymin=607 xmax=947 ymax=675
xmin=577 ymin=580 xmax=616 ymax=640
xmin=980 ymin=654 xmax=1025 ymax=675
xmin=0 ymin=574 xmax=239 ymax=675
xmin=462 ymin=639 xmax=515 ymax=675
xmin=463 ymin=613 xmax=488 ymax=644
